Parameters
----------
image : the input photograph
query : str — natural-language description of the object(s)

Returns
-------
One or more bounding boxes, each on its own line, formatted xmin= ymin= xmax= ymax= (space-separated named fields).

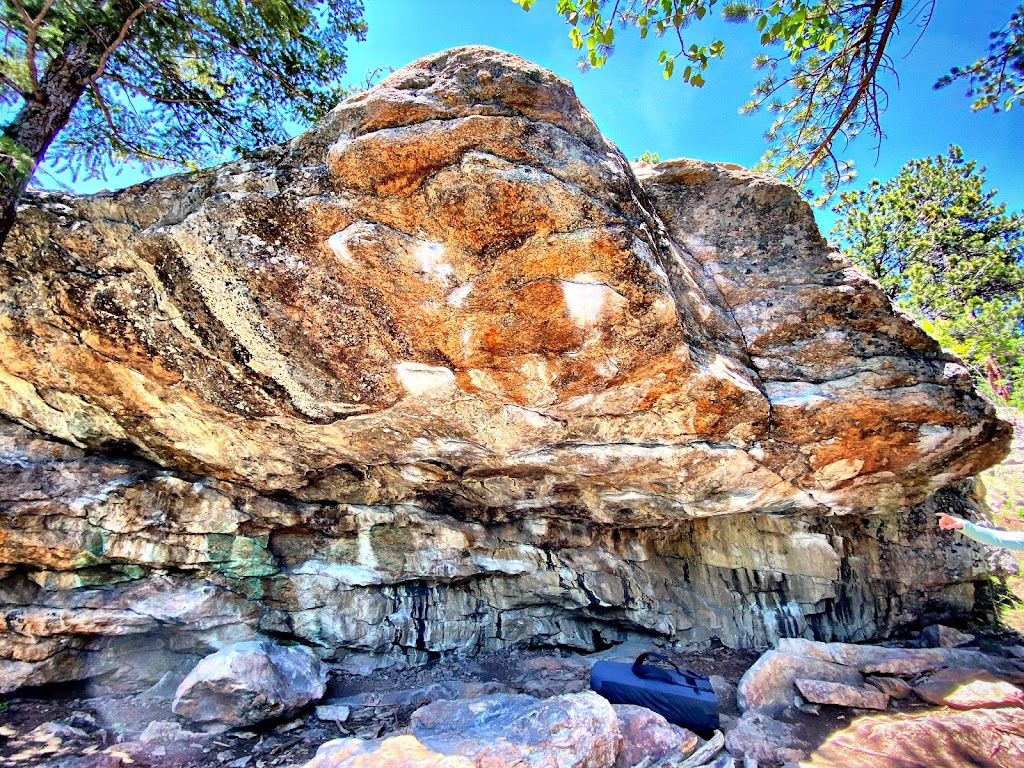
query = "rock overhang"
xmin=0 ymin=46 xmax=1013 ymax=684
xmin=0 ymin=46 xmax=1011 ymax=523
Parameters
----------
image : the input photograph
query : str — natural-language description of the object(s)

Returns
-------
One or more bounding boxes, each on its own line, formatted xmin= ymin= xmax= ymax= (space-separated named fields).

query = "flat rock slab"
xmin=776 ymin=639 xmax=1024 ymax=680
xmin=912 ymin=668 xmax=1024 ymax=709
xmin=327 ymin=681 xmax=506 ymax=719
xmin=806 ymin=707 xmax=1024 ymax=768
xmin=795 ymin=679 xmax=889 ymax=710
xmin=865 ymin=676 xmax=914 ymax=700
xmin=737 ymin=650 xmax=863 ymax=715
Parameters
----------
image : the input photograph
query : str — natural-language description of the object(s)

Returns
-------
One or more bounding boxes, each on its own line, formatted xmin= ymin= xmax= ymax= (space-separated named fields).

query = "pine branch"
xmin=11 ymin=0 xmax=57 ymax=96
xmin=83 ymin=0 xmax=168 ymax=87
xmin=794 ymin=0 xmax=903 ymax=180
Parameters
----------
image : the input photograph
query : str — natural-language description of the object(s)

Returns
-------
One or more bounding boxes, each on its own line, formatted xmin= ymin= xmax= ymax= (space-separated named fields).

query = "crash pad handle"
xmin=631 ymin=652 xmax=701 ymax=688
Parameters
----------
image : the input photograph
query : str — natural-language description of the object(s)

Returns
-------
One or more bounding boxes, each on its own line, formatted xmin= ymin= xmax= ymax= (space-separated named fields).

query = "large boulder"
xmin=0 ymin=45 xmax=1011 ymax=690
xmin=724 ymin=710 xmax=807 ymax=764
xmin=806 ymin=707 xmax=1024 ymax=768
xmin=0 ymin=45 xmax=1008 ymax=517
xmin=172 ymin=640 xmax=326 ymax=728
xmin=409 ymin=693 xmax=619 ymax=768
xmin=737 ymin=649 xmax=864 ymax=715
xmin=304 ymin=693 xmax=620 ymax=768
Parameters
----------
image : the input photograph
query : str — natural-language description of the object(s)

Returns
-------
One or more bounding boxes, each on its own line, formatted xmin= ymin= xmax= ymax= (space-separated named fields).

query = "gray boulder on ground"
xmin=737 ymin=649 xmax=863 ymax=714
xmin=172 ymin=639 xmax=325 ymax=728
xmin=724 ymin=711 xmax=807 ymax=765
xmin=865 ymin=675 xmax=914 ymax=699
xmin=138 ymin=720 xmax=208 ymax=744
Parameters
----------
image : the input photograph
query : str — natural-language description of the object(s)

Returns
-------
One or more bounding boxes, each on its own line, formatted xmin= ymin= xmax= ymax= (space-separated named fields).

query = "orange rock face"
xmin=0 ymin=47 xmax=1013 ymax=692
xmin=0 ymin=46 xmax=1008 ymax=519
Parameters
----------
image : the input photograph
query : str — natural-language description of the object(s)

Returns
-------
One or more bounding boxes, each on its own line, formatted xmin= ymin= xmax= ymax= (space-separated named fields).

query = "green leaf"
xmin=830 ymin=145 xmax=1024 ymax=403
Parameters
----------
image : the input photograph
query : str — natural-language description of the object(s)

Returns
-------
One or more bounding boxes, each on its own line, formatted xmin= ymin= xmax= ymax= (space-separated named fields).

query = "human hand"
xmin=936 ymin=513 xmax=965 ymax=530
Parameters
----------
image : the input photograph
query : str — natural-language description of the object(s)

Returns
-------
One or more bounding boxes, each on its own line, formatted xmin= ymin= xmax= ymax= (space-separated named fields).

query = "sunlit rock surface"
xmin=0 ymin=46 xmax=1011 ymax=692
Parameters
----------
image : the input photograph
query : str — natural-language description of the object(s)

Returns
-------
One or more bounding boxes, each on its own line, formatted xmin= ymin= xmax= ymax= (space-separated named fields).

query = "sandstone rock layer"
xmin=0 ymin=46 xmax=1011 ymax=692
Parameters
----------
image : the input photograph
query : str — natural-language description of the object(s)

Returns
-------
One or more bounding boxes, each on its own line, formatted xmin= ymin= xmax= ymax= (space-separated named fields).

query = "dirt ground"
xmin=0 ymin=646 xmax=758 ymax=768
xmin=4 ymin=633 xmax=1021 ymax=768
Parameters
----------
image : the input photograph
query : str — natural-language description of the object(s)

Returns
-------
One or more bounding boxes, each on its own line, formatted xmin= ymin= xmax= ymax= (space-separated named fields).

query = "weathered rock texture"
xmin=409 ymin=692 xmax=620 ymax=768
xmin=0 ymin=46 xmax=1011 ymax=692
xmin=737 ymin=638 xmax=1024 ymax=716
xmin=613 ymin=704 xmax=698 ymax=767
xmin=305 ymin=693 xmax=623 ymax=768
xmin=172 ymin=639 xmax=326 ymax=728
xmin=806 ymin=706 xmax=1024 ymax=768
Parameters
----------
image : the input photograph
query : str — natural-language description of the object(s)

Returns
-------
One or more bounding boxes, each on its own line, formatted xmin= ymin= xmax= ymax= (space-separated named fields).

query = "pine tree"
xmin=831 ymin=146 xmax=1024 ymax=402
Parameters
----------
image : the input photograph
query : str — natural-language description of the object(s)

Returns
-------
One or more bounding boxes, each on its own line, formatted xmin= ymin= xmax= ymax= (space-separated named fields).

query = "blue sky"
xmin=51 ymin=1 xmax=1023 ymax=234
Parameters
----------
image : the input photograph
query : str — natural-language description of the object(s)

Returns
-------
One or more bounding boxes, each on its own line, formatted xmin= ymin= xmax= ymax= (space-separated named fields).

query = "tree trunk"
xmin=0 ymin=5 xmax=135 ymax=252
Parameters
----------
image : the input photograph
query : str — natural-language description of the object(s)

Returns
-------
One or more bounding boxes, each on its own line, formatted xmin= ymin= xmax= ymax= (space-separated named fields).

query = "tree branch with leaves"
xmin=515 ymin=1 xmax=1019 ymax=200
xmin=935 ymin=3 xmax=1024 ymax=112
xmin=0 ymin=0 xmax=367 ymax=250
